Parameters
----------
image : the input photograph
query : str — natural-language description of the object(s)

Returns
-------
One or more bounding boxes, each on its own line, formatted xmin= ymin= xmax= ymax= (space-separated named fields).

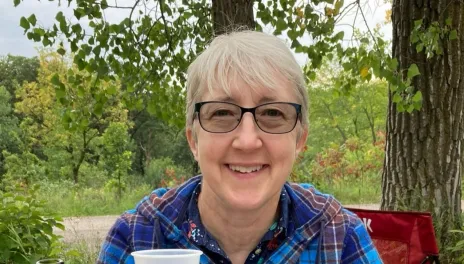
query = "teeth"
xmin=229 ymin=165 xmax=263 ymax=173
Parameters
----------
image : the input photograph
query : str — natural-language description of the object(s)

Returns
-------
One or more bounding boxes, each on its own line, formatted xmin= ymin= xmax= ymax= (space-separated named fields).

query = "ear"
xmin=295 ymin=126 xmax=308 ymax=156
xmin=186 ymin=126 xmax=199 ymax=161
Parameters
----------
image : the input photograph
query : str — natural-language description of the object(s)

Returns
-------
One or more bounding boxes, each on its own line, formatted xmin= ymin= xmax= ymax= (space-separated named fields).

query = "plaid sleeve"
xmin=341 ymin=216 xmax=383 ymax=264
xmin=97 ymin=214 xmax=135 ymax=264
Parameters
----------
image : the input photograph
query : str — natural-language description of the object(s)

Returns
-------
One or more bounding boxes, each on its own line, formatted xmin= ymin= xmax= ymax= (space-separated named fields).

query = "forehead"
xmin=201 ymin=74 xmax=297 ymax=105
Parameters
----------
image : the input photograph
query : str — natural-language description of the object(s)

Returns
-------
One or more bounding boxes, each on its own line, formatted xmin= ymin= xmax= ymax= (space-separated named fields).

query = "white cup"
xmin=131 ymin=249 xmax=203 ymax=264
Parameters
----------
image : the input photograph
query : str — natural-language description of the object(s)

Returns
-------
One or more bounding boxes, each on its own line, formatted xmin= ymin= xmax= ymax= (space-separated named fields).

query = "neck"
xmin=197 ymin=182 xmax=281 ymax=259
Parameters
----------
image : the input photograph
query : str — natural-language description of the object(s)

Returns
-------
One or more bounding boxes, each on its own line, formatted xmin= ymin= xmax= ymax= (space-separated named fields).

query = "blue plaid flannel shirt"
xmin=97 ymin=176 xmax=382 ymax=263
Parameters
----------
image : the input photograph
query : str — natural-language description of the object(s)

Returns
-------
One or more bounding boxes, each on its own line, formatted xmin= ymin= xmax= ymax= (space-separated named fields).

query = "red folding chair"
xmin=346 ymin=207 xmax=440 ymax=264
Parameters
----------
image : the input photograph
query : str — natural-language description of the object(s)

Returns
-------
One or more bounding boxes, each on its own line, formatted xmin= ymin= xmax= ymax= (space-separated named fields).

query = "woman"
xmin=98 ymin=30 xmax=382 ymax=264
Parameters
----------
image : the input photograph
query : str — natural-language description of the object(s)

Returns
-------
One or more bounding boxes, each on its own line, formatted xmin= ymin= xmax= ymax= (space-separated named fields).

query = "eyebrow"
xmin=211 ymin=95 xmax=279 ymax=104
xmin=258 ymin=96 xmax=279 ymax=104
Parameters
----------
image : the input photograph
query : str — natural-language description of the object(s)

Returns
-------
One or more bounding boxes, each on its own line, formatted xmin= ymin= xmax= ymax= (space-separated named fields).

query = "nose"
xmin=231 ymin=113 xmax=263 ymax=151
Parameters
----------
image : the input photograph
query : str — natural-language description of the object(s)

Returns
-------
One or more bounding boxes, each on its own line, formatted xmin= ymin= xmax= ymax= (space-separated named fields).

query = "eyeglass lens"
xmin=198 ymin=102 xmax=298 ymax=133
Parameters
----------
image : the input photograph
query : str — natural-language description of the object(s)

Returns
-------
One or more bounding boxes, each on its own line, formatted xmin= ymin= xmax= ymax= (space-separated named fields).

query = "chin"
xmin=224 ymin=191 xmax=269 ymax=211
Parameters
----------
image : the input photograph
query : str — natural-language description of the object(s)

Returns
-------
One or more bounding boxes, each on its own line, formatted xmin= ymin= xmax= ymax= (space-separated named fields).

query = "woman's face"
xmin=186 ymin=75 xmax=308 ymax=211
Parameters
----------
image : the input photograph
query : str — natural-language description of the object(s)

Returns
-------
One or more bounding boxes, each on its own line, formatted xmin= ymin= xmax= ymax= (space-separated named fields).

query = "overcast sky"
xmin=0 ymin=0 xmax=391 ymax=61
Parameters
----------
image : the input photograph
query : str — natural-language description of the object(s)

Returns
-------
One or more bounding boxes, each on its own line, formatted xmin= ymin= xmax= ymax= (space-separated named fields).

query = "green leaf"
xmin=397 ymin=102 xmax=405 ymax=112
xmin=71 ymin=41 xmax=78 ymax=52
xmin=392 ymin=93 xmax=402 ymax=103
xmin=291 ymin=39 xmax=301 ymax=49
xmin=276 ymin=18 xmax=287 ymax=32
xmin=407 ymin=64 xmax=420 ymax=79
xmin=42 ymin=38 xmax=51 ymax=46
xmin=406 ymin=104 xmax=415 ymax=113
xmin=335 ymin=0 xmax=344 ymax=11
xmin=50 ymin=74 xmax=61 ymax=86
xmin=57 ymin=47 xmax=66 ymax=56
xmin=410 ymin=33 xmax=419 ymax=44
xmin=333 ymin=31 xmax=344 ymax=41
xmin=54 ymin=223 xmax=65 ymax=231
xmin=414 ymin=19 xmax=423 ymax=29
xmin=413 ymin=101 xmax=422 ymax=110
xmin=416 ymin=43 xmax=424 ymax=53
xmin=20 ymin=17 xmax=30 ymax=30
xmin=28 ymin=14 xmax=37 ymax=26
xmin=446 ymin=17 xmax=452 ymax=26
xmin=72 ymin=24 xmax=82 ymax=34
xmin=107 ymin=86 xmax=117 ymax=95
xmin=14 ymin=0 xmax=20 ymax=7
xmin=55 ymin=11 xmax=65 ymax=23
xmin=412 ymin=91 xmax=422 ymax=102
xmin=94 ymin=103 xmax=103 ymax=117
xmin=55 ymin=87 xmax=66 ymax=99
xmin=389 ymin=58 xmax=398 ymax=71
xmin=308 ymin=71 xmax=316 ymax=81
xmin=449 ymin=30 xmax=457 ymax=40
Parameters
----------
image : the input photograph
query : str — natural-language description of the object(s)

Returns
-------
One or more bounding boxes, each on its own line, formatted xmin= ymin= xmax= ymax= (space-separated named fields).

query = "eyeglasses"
xmin=194 ymin=101 xmax=302 ymax=134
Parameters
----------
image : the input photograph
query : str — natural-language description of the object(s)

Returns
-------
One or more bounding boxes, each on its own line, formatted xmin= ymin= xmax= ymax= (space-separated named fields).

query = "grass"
xmin=57 ymin=240 xmax=101 ymax=264
xmin=37 ymin=180 xmax=152 ymax=217
xmin=317 ymin=172 xmax=382 ymax=206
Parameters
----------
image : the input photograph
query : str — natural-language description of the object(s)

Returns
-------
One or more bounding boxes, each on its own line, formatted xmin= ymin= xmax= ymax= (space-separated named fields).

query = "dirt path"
xmin=54 ymin=215 xmax=119 ymax=248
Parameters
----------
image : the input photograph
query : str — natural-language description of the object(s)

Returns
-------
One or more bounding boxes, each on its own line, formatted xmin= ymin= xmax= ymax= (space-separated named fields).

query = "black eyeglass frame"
xmin=193 ymin=101 xmax=302 ymax=134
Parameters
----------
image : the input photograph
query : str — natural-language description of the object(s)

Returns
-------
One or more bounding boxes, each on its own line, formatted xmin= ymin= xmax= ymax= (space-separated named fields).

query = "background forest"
xmin=0 ymin=51 xmax=389 ymax=262
xmin=0 ymin=51 xmax=387 ymax=215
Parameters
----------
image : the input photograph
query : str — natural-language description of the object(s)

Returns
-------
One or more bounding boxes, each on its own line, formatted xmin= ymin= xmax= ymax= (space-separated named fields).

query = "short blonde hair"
xmin=185 ymin=30 xmax=308 ymax=128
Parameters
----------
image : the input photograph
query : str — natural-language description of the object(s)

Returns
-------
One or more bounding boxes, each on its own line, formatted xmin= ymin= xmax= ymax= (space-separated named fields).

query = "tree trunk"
xmin=382 ymin=0 xmax=464 ymax=252
xmin=212 ymin=0 xmax=255 ymax=35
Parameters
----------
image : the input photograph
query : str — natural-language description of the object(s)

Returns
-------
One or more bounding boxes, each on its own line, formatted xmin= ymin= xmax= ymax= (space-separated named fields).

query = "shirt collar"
xmin=184 ymin=182 xmax=292 ymax=244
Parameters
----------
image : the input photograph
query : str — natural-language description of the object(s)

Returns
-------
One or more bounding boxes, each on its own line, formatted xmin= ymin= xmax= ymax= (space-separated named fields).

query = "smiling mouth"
xmin=227 ymin=164 xmax=268 ymax=173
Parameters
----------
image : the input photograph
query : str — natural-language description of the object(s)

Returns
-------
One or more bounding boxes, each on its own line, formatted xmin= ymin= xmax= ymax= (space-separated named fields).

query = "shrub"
xmin=307 ymin=133 xmax=385 ymax=185
xmin=0 ymin=184 xmax=64 ymax=263
xmin=145 ymin=158 xmax=189 ymax=188
xmin=291 ymin=133 xmax=385 ymax=204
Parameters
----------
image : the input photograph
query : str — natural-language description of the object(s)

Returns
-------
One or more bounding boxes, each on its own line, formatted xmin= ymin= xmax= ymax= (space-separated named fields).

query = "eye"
xmin=262 ymin=109 xmax=283 ymax=117
xmin=213 ymin=109 xmax=233 ymax=116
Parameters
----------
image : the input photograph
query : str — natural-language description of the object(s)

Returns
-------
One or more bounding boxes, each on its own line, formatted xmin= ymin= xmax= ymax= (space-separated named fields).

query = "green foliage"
xmin=0 ymin=86 xmax=21 ymax=176
xmin=55 ymin=239 xmax=100 ymax=264
xmin=410 ymin=18 xmax=457 ymax=58
xmin=293 ymin=133 xmax=385 ymax=204
xmin=0 ymin=55 xmax=40 ymax=98
xmin=307 ymin=59 xmax=388 ymax=155
xmin=13 ymin=0 xmax=387 ymax=127
xmin=0 ymin=55 xmax=40 ymax=177
xmin=130 ymin=111 xmax=196 ymax=176
xmin=16 ymin=0 xmax=214 ymax=128
xmin=447 ymin=229 xmax=464 ymax=263
xmin=145 ymin=157 xmax=190 ymax=188
xmin=312 ymin=135 xmax=384 ymax=180
xmin=2 ymin=151 xmax=46 ymax=185
xmin=12 ymin=52 xmax=130 ymax=183
xmin=99 ymin=122 xmax=134 ymax=199
xmin=0 ymin=184 xmax=64 ymax=263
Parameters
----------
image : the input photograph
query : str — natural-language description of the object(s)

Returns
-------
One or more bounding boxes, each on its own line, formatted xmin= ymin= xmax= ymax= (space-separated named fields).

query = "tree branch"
xmin=159 ymin=0 xmax=175 ymax=52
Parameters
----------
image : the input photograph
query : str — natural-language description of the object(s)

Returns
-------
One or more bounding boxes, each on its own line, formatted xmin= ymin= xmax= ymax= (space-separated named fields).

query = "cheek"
xmin=196 ymin=134 xmax=228 ymax=161
xmin=268 ymin=135 xmax=298 ymax=157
